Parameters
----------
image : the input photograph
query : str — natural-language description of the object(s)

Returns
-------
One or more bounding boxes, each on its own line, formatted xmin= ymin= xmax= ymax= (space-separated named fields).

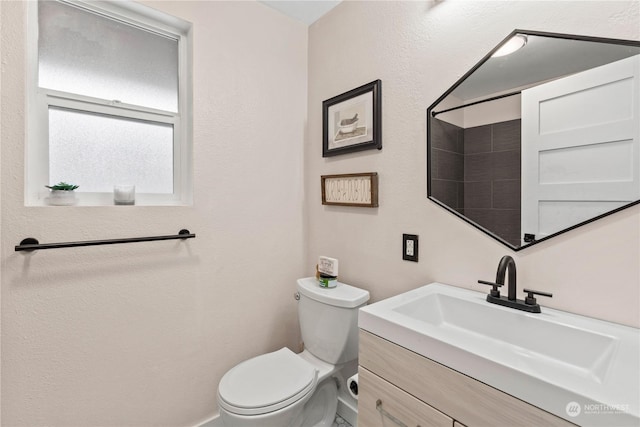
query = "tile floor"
xmin=332 ymin=414 xmax=351 ymax=427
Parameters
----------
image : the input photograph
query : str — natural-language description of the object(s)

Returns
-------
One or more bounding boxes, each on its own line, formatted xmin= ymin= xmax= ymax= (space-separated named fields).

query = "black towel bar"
xmin=15 ymin=229 xmax=195 ymax=252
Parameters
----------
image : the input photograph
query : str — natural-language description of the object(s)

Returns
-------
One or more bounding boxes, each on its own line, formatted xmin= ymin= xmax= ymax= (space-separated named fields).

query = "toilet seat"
xmin=218 ymin=347 xmax=318 ymax=416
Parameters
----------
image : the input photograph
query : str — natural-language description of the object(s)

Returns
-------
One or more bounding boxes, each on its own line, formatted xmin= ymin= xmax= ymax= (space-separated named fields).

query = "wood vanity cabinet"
xmin=358 ymin=330 xmax=577 ymax=427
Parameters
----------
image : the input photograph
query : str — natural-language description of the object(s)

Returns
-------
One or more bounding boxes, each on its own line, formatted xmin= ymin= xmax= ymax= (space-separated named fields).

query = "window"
xmin=27 ymin=0 xmax=192 ymax=205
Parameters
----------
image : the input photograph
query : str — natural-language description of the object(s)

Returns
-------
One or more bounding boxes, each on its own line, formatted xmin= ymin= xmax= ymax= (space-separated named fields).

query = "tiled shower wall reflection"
xmin=431 ymin=118 xmax=521 ymax=247
xmin=430 ymin=119 xmax=465 ymax=213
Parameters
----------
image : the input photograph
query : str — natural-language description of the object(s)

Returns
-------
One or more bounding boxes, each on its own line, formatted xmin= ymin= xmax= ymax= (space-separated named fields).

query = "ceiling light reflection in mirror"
xmin=491 ymin=34 xmax=527 ymax=58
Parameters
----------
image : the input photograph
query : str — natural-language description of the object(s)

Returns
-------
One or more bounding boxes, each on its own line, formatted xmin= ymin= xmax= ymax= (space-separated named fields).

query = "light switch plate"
xmin=403 ymin=234 xmax=418 ymax=262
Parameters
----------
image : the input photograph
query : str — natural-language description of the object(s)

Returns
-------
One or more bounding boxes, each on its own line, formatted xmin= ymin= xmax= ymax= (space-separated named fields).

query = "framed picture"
xmin=322 ymin=80 xmax=382 ymax=157
xmin=321 ymin=172 xmax=379 ymax=207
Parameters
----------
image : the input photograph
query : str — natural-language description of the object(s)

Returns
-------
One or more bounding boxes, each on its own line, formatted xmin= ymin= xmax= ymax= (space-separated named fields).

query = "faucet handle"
xmin=478 ymin=280 xmax=503 ymax=297
xmin=523 ymin=288 xmax=553 ymax=306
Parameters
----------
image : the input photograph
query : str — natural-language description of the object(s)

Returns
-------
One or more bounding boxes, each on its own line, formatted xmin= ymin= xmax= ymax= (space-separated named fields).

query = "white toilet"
xmin=217 ymin=277 xmax=370 ymax=427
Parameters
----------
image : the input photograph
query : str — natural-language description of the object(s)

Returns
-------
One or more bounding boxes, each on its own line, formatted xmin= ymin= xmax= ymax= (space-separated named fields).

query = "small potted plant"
xmin=45 ymin=182 xmax=79 ymax=206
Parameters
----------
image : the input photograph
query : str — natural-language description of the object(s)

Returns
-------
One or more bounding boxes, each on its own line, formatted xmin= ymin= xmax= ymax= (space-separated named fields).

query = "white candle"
xmin=114 ymin=185 xmax=135 ymax=205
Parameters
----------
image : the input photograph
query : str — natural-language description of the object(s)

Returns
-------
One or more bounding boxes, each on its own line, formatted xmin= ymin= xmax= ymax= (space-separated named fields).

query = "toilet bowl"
xmin=217 ymin=277 xmax=370 ymax=427
xmin=218 ymin=348 xmax=317 ymax=427
xmin=218 ymin=348 xmax=339 ymax=427
xmin=302 ymin=379 xmax=338 ymax=427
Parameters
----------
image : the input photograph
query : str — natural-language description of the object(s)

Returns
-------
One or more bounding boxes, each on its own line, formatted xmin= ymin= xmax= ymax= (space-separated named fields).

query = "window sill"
xmin=27 ymin=193 xmax=191 ymax=207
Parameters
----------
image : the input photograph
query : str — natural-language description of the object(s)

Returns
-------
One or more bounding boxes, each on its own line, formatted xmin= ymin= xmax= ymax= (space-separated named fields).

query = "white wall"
xmin=306 ymin=1 xmax=640 ymax=327
xmin=0 ymin=0 xmax=3 ymax=422
xmin=1 ymin=1 xmax=307 ymax=425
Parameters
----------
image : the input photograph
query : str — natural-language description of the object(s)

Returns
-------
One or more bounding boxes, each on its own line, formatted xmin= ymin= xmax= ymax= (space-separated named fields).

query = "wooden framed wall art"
xmin=321 ymin=172 xmax=378 ymax=207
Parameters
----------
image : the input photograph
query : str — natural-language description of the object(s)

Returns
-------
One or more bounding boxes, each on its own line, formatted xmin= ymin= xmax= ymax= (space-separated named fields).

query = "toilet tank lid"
xmin=297 ymin=277 xmax=370 ymax=308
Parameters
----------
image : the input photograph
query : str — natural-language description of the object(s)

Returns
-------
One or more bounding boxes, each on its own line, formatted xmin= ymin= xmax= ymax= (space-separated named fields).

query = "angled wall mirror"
xmin=427 ymin=29 xmax=640 ymax=251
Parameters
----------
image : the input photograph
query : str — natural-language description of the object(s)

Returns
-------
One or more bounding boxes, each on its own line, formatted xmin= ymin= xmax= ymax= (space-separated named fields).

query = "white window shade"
xmin=49 ymin=108 xmax=174 ymax=193
xmin=38 ymin=0 xmax=179 ymax=112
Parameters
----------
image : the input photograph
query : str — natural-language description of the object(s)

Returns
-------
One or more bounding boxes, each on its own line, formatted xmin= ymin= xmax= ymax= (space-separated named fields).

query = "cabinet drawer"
xmin=359 ymin=330 xmax=576 ymax=427
xmin=358 ymin=367 xmax=453 ymax=427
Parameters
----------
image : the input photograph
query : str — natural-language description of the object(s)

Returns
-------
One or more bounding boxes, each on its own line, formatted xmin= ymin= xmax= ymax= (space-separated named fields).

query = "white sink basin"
xmin=359 ymin=283 xmax=640 ymax=427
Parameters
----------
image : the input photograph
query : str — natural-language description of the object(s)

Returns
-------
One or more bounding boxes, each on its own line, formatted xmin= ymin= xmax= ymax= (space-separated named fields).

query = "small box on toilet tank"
xmin=318 ymin=256 xmax=338 ymax=288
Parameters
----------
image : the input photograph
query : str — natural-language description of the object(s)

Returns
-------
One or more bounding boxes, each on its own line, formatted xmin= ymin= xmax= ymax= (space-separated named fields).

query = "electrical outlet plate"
xmin=403 ymin=234 xmax=418 ymax=262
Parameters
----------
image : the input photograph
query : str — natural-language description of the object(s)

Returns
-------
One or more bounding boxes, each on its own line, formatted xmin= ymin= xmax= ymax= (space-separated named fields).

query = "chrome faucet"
xmin=479 ymin=255 xmax=552 ymax=313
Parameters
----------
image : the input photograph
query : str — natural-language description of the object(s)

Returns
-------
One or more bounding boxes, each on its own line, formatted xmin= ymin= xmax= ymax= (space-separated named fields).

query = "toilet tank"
xmin=296 ymin=277 xmax=370 ymax=364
